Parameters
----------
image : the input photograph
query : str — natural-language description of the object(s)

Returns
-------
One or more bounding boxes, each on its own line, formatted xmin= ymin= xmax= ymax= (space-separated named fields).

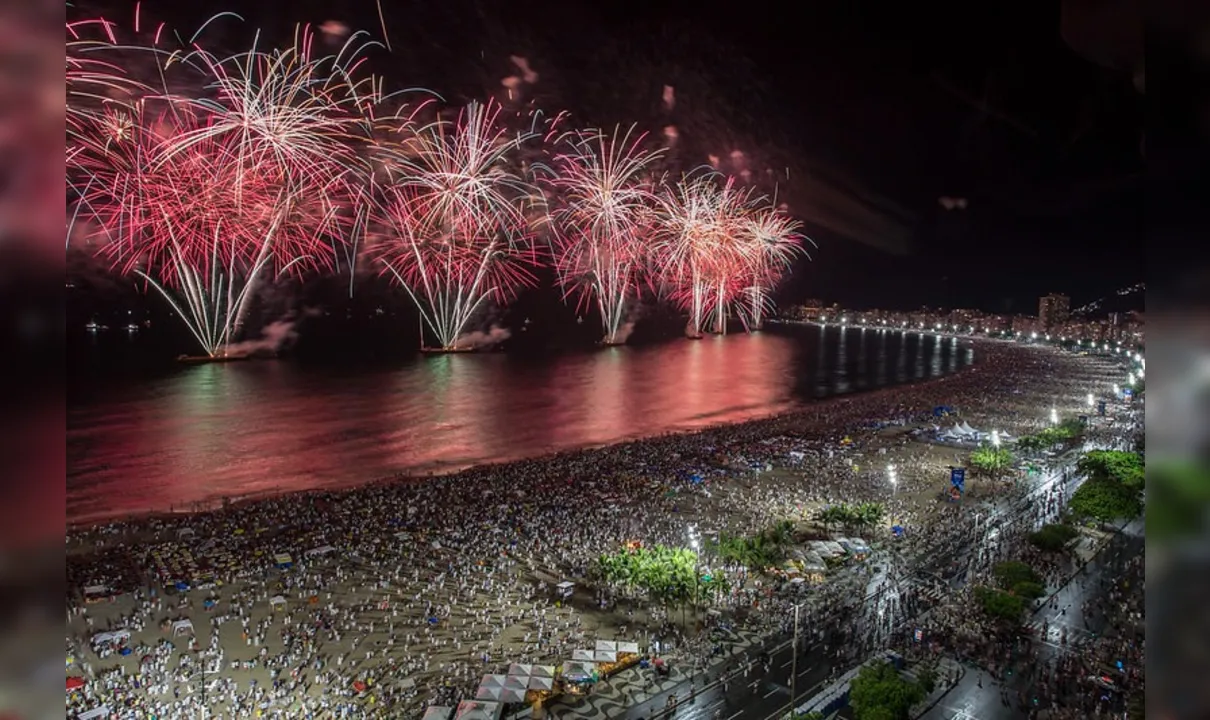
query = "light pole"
xmin=887 ymin=464 xmax=898 ymax=496
xmin=1050 ymin=407 xmax=1059 ymax=425
xmin=688 ymin=526 xmax=701 ymax=693
xmin=789 ymin=601 xmax=804 ymax=716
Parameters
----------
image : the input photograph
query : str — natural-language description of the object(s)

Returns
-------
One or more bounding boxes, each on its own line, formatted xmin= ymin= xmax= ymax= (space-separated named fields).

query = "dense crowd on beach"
xmin=65 ymin=340 xmax=1137 ymax=719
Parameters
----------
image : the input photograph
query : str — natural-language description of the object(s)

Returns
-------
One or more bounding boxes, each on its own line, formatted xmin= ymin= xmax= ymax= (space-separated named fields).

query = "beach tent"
xmin=422 ymin=707 xmax=454 ymax=720
xmin=454 ymin=700 xmax=502 ymax=720
xmin=66 ymin=676 xmax=86 ymax=691
xmin=571 ymin=649 xmax=595 ymax=662
xmin=617 ymin=641 xmax=640 ymax=656
xmin=594 ymin=640 xmax=618 ymax=662
xmin=172 ymin=619 xmax=194 ymax=636
xmin=274 ymin=553 xmax=293 ymax=569
xmin=506 ymin=663 xmax=532 ymax=677
xmin=531 ymin=665 xmax=556 ymax=678
xmin=561 ymin=661 xmax=595 ymax=681
xmin=269 ymin=595 xmax=287 ymax=610
xmin=474 ymin=685 xmax=502 ymax=701
xmin=305 ymin=545 xmax=337 ymax=558
xmin=527 ymin=675 xmax=554 ymax=691
xmin=91 ymin=630 xmax=131 ymax=647
xmin=76 ymin=706 xmax=111 ymax=720
xmin=500 ymin=688 xmax=527 ymax=703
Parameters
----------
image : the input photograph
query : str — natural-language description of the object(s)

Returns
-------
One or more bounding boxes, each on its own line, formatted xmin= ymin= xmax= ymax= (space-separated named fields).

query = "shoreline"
xmin=65 ymin=339 xmax=1125 ymax=718
xmin=66 ymin=334 xmax=982 ymax=533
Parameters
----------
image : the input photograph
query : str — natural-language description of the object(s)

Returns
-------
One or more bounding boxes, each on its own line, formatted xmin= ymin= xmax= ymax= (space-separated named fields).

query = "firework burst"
xmin=373 ymin=100 xmax=543 ymax=350
xmin=546 ymin=126 xmax=663 ymax=344
xmin=651 ymin=174 xmax=754 ymax=337
xmin=734 ymin=205 xmax=810 ymax=330
xmin=71 ymin=19 xmax=377 ymax=357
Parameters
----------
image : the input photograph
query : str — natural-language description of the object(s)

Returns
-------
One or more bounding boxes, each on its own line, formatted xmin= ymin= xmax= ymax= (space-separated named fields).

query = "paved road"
xmin=574 ymin=450 xmax=1112 ymax=720
xmin=921 ymin=518 xmax=1144 ymax=720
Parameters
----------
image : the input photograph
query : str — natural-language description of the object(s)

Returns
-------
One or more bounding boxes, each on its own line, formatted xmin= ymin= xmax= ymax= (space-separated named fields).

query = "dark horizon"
xmin=67 ymin=0 xmax=1143 ymax=338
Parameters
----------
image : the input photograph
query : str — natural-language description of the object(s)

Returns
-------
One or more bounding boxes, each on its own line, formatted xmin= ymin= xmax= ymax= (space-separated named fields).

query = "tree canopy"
xmin=968 ymin=445 xmax=1014 ymax=476
xmin=1078 ymin=450 xmax=1144 ymax=491
xmin=849 ymin=660 xmax=926 ymax=720
xmin=1028 ymin=523 xmax=1079 ymax=552
xmin=597 ymin=545 xmax=701 ymax=605
xmin=1069 ymin=450 xmax=1145 ymax=522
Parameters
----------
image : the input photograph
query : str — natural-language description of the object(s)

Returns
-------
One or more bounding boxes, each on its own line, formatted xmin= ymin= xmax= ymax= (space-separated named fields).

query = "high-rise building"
xmin=1038 ymin=293 xmax=1070 ymax=327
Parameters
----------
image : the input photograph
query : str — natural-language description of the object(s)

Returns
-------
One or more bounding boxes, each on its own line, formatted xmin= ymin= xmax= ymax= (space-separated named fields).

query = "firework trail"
xmin=734 ymin=204 xmax=810 ymax=330
xmin=651 ymin=174 xmax=754 ymax=337
xmin=545 ymin=125 xmax=663 ymax=345
xmin=70 ymin=17 xmax=378 ymax=357
xmin=373 ymin=100 xmax=543 ymax=350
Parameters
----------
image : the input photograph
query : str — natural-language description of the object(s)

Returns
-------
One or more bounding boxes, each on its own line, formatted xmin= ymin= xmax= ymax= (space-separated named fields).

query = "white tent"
xmin=594 ymin=640 xmax=617 ymax=654
xmin=527 ymin=676 xmax=554 ymax=691
xmin=172 ymin=619 xmax=194 ymax=636
xmin=500 ymin=688 xmax=527 ymax=703
xmin=76 ymin=707 xmax=111 ymax=720
xmin=571 ymin=649 xmax=595 ymax=662
xmin=554 ymin=581 xmax=574 ymax=599
xmin=506 ymin=663 xmax=532 ymax=677
xmin=503 ymin=676 xmax=527 ymax=693
xmin=478 ymin=674 xmax=506 ymax=689
xmin=305 ymin=545 xmax=337 ymax=557
xmin=455 ymin=700 xmax=502 ymax=720
xmin=91 ymin=630 xmax=131 ymax=647
xmin=422 ymin=707 xmax=454 ymax=720
xmin=561 ymin=661 xmax=595 ymax=680
xmin=617 ymin=641 xmax=640 ymax=655
xmin=531 ymin=665 xmax=556 ymax=678
xmin=474 ymin=686 xmax=501 ymax=701
xmin=269 ymin=595 xmax=287 ymax=608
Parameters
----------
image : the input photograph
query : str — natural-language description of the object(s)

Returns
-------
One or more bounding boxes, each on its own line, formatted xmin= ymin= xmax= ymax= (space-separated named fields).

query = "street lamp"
xmin=1050 ymin=407 xmax=1059 ymax=425
xmin=1087 ymin=393 xmax=1095 ymax=408
xmin=991 ymin=430 xmax=1000 ymax=448
xmin=789 ymin=602 xmax=806 ymax=716
xmin=887 ymin=464 xmax=898 ymax=495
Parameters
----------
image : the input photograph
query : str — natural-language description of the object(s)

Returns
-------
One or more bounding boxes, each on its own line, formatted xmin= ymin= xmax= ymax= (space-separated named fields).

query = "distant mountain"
xmin=1071 ymin=283 xmax=1145 ymax=317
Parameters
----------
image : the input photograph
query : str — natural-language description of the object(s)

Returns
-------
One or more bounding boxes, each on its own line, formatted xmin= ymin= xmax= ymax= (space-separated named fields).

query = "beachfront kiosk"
xmin=554 ymin=581 xmax=575 ymax=600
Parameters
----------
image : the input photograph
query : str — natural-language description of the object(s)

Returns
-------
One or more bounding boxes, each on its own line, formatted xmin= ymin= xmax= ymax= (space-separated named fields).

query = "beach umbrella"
xmin=66 ymin=676 xmax=86 ymax=691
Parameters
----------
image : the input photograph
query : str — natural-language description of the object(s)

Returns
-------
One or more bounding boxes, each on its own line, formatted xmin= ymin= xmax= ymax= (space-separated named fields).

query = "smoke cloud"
xmin=454 ymin=324 xmax=511 ymax=350
xmin=939 ymin=196 xmax=969 ymax=210
xmin=221 ymin=308 xmax=321 ymax=358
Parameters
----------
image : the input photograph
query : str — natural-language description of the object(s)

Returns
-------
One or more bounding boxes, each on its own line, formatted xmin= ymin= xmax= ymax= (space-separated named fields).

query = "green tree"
xmin=1069 ymin=478 xmax=1143 ymax=522
xmin=850 ymin=661 xmax=925 ymax=720
xmin=992 ymin=561 xmax=1040 ymax=590
xmin=1028 ymin=523 xmax=1079 ymax=552
xmin=969 ymin=446 xmax=1014 ymax=476
xmin=1078 ymin=450 xmax=1145 ymax=491
xmin=974 ymin=586 xmax=1027 ymax=623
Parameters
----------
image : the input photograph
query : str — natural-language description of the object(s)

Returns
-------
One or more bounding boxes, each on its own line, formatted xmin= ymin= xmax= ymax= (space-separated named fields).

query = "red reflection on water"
xmin=67 ymin=331 xmax=947 ymax=523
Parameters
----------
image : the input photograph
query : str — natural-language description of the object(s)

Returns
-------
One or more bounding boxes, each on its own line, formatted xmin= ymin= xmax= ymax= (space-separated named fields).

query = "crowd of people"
xmin=65 ymin=341 xmax=1135 ymax=719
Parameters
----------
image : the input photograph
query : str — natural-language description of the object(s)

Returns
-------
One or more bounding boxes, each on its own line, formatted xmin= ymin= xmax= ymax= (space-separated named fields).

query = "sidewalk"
xmin=908 ymin=657 xmax=965 ymax=719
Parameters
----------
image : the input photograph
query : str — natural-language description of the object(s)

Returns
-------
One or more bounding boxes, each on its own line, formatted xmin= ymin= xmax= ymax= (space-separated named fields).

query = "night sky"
xmin=77 ymin=0 xmax=1144 ymax=314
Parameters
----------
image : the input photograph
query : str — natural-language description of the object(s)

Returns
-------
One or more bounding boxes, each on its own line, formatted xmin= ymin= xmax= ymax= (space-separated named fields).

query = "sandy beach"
xmin=65 ymin=338 xmax=1130 ymax=719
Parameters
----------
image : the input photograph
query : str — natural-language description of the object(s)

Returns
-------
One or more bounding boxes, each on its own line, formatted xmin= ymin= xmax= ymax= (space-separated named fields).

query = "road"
xmin=921 ymin=518 xmax=1143 ymax=720
xmin=550 ymin=445 xmax=1119 ymax=720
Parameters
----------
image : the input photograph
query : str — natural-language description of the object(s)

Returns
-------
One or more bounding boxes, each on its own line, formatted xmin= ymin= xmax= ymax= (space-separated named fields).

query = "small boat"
xmin=419 ymin=346 xmax=477 ymax=354
xmin=177 ymin=354 xmax=251 ymax=365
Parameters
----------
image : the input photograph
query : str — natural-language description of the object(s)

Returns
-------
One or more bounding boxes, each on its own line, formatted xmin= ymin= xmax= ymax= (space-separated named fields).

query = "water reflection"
xmin=67 ymin=325 xmax=970 ymax=523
